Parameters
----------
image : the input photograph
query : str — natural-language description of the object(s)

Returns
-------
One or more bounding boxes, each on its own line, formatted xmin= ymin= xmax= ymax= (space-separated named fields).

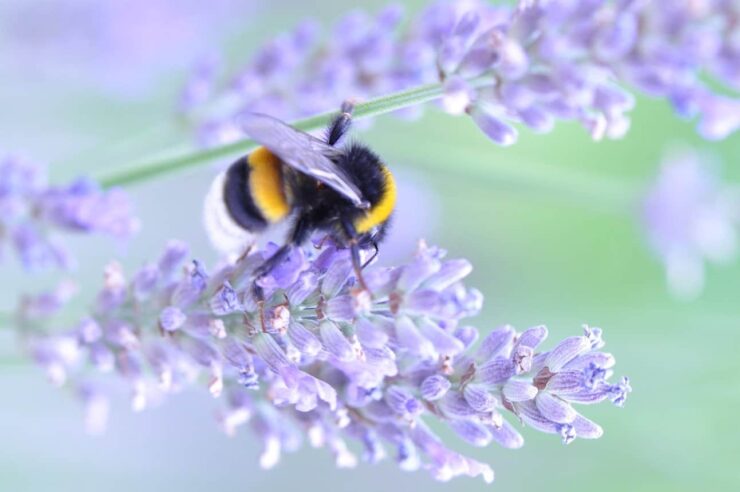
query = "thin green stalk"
xmin=97 ymin=80 xmax=487 ymax=188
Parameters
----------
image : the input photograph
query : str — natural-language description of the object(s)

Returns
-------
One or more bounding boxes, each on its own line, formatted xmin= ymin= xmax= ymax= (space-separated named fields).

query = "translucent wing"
xmin=240 ymin=112 xmax=368 ymax=208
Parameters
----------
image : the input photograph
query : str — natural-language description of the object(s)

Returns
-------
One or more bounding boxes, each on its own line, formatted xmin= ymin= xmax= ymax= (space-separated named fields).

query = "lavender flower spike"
xmin=643 ymin=149 xmax=739 ymax=299
xmin=0 ymin=154 xmax=139 ymax=271
xmin=183 ymin=1 xmax=740 ymax=147
xmin=22 ymin=239 xmax=630 ymax=483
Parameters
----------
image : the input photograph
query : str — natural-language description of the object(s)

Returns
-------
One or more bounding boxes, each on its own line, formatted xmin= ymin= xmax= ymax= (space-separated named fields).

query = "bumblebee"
xmin=204 ymin=103 xmax=396 ymax=296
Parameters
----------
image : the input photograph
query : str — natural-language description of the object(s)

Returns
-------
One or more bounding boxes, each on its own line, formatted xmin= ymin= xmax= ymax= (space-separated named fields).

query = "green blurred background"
xmin=1 ymin=1 xmax=739 ymax=490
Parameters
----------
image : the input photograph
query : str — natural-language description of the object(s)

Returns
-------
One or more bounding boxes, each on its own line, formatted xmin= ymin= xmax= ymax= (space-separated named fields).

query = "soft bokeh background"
xmin=1 ymin=1 xmax=739 ymax=491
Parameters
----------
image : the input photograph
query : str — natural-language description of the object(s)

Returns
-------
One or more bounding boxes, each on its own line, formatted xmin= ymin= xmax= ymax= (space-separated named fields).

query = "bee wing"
xmin=240 ymin=112 xmax=369 ymax=208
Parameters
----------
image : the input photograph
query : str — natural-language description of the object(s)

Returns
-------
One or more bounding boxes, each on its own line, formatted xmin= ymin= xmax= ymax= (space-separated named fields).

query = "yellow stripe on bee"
xmin=248 ymin=147 xmax=291 ymax=223
xmin=355 ymin=166 xmax=396 ymax=234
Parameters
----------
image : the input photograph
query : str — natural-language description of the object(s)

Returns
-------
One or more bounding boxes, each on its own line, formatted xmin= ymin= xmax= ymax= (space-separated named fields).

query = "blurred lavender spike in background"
xmin=0 ymin=0 xmax=259 ymax=97
xmin=0 ymin=155 xmax=139 ymax=271
xmin=181 ymin=0 xmax=740 ymax=147
xmin=643 ymin=149 xmax=739 ymax=299
xmin=18 ymin=238 xmax=630 ymax=483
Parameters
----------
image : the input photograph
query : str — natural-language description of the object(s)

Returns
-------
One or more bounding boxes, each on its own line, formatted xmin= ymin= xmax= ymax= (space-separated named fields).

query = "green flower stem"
xmin=97 ymin=79 xmax=491 ymax=188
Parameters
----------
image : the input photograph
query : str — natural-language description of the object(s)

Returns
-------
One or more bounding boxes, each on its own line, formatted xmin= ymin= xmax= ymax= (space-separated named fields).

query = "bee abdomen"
xmin=203 ymin=166 xmax=259 ymax=257
xmin=223 ymin=156 xmax=270 ymax=231
xmin=247 ymin=147 xmax=292 ymax=223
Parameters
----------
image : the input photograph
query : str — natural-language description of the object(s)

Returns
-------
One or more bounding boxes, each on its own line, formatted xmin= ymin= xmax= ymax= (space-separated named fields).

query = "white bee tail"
xmin=203 ymin=171 xmax=256 ymax=260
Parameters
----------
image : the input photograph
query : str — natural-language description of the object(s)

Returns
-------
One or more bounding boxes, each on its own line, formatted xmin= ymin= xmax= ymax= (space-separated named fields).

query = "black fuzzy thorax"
xmin=336 ymin=143 xmax=386 ymax=208
xmin=286 ymin=142 xmax=390 ymax=245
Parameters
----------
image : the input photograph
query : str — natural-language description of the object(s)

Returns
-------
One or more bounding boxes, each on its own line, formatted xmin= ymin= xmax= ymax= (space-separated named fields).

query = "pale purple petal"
xmin=545 ymin=336 xmax=591 ymax=372
xmin=502 ymin=380 xmax=538 ymax=402
xmin=535 ymin=392 xmax=577 ymax=424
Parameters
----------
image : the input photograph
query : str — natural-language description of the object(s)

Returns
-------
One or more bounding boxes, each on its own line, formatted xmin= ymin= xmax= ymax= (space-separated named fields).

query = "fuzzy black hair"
xmin=336 ymin=142 xmax=387 ymax=209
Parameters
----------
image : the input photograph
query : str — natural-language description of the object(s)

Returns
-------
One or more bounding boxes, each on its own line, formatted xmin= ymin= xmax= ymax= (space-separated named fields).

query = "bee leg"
xmin=251 ymin=244 xmax=293 ymax=298
xmin=326 ymin=100 xmax=355 ymax=146
xmin=362 ymin=240 xmax=379 ymax=269
xmin=340 ymin=217 xmax=370 ymax=292
xmin=250 ymin=216 xmax=312 ymax=325
xmin=349 ymin=241 xmax=370 ymax=292
xmin=251 ymin=244 xmax=292 ymax=331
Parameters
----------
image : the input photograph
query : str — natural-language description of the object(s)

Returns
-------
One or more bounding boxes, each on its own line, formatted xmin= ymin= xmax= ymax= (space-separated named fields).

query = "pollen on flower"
xmin=209 ymin=319 xmax=228 ymax=339
xmin=269 ymin=305 xmax=291 ymax=333
xmin=351 ymin=287 xmax=373 ymax=315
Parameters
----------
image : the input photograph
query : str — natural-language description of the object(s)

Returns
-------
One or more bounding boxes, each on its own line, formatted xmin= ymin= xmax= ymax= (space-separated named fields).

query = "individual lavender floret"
xmin=0 ymin=155 xmax=139 ymax=270
xmin=179 ymin=54 xmax=221 ymax=113
xmin=22 ymin=238 xmax=629 ymax=483
xmin=182 ymin=0 xmax=740 ymax=147
xmin=643 ymin=149 xmax=739 ymax=299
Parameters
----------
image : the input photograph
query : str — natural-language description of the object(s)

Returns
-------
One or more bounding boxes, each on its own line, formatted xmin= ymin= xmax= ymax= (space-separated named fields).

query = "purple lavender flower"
xmin=0 ymin=0 xmax=257 ymax=96
xmin=437 ymin=0 xmax=740 ymax=142
xmin=182 ymin=0 xmax=740 ymax=147
xmin=0 ymin=155 xmax=139 ymax=271
xmin=643 ymin=149 xmax=739 ymax=299
xmin=21 ymin=238 xmax=629 ymax=483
